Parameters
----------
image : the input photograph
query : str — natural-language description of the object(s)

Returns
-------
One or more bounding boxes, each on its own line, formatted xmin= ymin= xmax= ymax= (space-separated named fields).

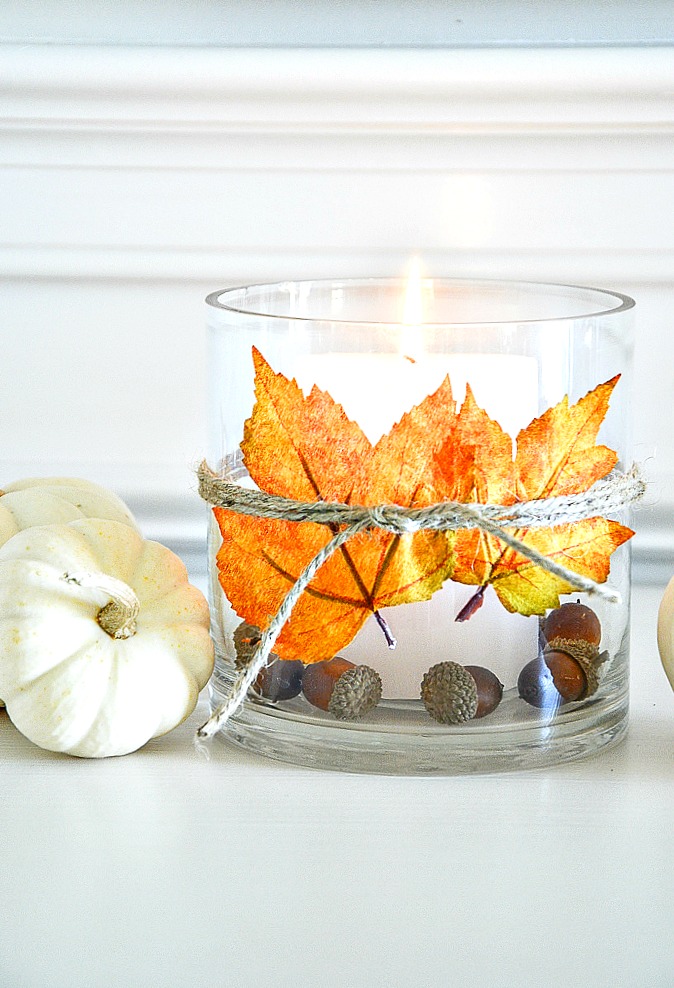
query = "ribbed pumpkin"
xmin=0 ymin=476 xmax=137 ymax=546
xmin=0 ymin=519 xmax=214 ymax=757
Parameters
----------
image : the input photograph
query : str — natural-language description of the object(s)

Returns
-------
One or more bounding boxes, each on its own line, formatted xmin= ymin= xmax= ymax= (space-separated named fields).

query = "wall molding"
xmin=2 ymin=45 xmax=674 ymax=135
xmin=2 ymin=42 xmax=673 ymax=581
xmin=2 ymin=44 xmax=673 ymax=283
xmin=2 ymin=246 xmax=673 ymax=284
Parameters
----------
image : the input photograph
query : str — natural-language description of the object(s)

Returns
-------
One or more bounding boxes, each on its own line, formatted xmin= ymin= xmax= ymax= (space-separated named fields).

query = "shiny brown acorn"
xmin=518 ymin=651 xmax=586 ymax=708
xmin=302 ymin=656 xmax=382 ymax=721
xmin=543 ymin=600 xmax=602 ymax=648
xmin=421 ymin=661 xmax=503 ymax=724
xmin=518 ymin=644 xmax=609 ymax=709
xmin=255 ymin=659 xmax=304 ymax=702
xmin=541 ymin=601 xmax=607 ymax=699
xmin=517 ymin=656 xmax=560 ymax=709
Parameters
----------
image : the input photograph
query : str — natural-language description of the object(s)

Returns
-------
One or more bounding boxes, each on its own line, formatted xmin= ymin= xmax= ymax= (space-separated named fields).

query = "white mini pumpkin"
xmin=657 ymin=575 xmax=674 ymax=691
xmin=0 ymin=519 xmax=214 ymax=757
xmin=0 ymin=477 xmax=138 ymax=709
xmin=0 ymin=476 xmax=137 ymax=547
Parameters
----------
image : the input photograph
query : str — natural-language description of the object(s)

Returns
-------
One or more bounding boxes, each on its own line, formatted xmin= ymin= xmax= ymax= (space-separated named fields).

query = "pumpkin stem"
xmin=62 ymin=571 xmax=140 ymax=639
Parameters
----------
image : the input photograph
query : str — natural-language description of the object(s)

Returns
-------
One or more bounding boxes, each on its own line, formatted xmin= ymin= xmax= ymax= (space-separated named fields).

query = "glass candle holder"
xmin=204 ymin=278 xmax=636 ymax=774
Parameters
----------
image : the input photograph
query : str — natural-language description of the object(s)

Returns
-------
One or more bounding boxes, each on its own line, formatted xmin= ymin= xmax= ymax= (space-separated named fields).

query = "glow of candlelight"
xmin=400 ymin=257 xmax=433 ymax=362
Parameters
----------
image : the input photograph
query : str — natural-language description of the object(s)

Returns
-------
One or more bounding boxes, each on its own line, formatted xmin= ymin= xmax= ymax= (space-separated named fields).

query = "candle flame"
xmin=400 ymin=257 xmax=431 ymax=362
xmin=402 ymin=257 xmax=424 ymax=327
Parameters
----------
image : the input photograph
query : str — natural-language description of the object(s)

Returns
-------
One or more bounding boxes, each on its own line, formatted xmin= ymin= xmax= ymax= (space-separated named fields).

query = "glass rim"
xmin=205 ymin=277 xmax=635 ymax=328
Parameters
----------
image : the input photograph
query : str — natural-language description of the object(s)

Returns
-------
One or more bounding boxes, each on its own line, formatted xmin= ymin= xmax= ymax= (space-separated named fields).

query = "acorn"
xmin=233 ymin=620 xmax=304 ymax=701
xmin=541 ymin=602 xmax=607 ymax=699
xmin=542 ymin=649 xmax=588 ymax=702
xmin=255 ymin=658 xmax=304 ymax=702
xmin=464 ymin=665 xmax=505 ymax=719
xmin=517 ymin=657 xmax=561 ymax=709
xmin=543 ymin=601 xmax=601 ymax=648
xmin=420 ymin=661 xmax=503 ymax=724
xmin=518 ymin=645 xmax=609 ymax=709
xmin=545 ymin=638 xmax=608 ymax=698
xmin=302 ymin=657 xmax=382 ymax=721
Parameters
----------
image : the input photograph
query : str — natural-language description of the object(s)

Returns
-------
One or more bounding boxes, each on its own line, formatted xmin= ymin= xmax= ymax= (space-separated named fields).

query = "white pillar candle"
xmin=341 ymin=582 xmax=538 ymax=697
xmin=294 ymin=351 xmax=538 ymax=445
xmin=293 ymin=349 xmax=541 ymax=698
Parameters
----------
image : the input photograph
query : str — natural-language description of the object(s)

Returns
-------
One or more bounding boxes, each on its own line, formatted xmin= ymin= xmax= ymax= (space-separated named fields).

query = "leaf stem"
xmin=280 ymin=444 xmax=401 ymax=651
xmin=455 ymin=585 xmax=486 ymax=622
xmin=375 ymin=610 xmax=397 ymax=649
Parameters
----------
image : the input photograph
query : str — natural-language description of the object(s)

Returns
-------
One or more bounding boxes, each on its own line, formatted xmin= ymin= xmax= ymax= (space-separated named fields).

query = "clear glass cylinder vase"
xmin=205 ymin=278 xmax=635 ymax=774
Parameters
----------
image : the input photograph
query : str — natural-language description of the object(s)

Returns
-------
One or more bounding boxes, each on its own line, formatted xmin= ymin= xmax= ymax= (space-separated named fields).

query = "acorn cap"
xmin=420 ymin=661 xmax=479 ymax=724
xmin=233 ymin=621 xmax=262 ymax=668
xmin=233 ymin=620 xmax=282 ymax=670
xmin=327 ymin=664 xmax=382 ymax=721
xmin=545 ymin=636 xmax=609 ymax=698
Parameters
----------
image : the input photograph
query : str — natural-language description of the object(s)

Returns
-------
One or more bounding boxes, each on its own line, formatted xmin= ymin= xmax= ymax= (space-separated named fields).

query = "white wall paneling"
xmin=1 ymin=44 xmax=673 ymax=578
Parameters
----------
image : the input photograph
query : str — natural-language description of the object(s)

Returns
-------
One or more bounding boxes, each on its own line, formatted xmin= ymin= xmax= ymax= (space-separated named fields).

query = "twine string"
xmin=196 ymin=519 xmax=370 ymax=740
xmin=196 ymin=461 xmax=645 ymax=741
xmin=198 ymin=463 xmax=644 ymax=534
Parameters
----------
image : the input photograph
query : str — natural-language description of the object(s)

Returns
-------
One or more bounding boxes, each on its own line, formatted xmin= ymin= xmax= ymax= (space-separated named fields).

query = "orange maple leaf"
xmin=214 ymin=348 xmax=457 ymax=663
xmin=436 ymin=375 xmax=633 ymax=616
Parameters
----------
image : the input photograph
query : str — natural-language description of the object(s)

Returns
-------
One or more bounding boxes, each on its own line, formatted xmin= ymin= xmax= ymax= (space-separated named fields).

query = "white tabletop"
xmin=2 ymin=583 xmax=673 ymax=988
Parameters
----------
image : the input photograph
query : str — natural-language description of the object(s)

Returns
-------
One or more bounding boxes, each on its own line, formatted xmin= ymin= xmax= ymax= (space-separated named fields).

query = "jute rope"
xmin=196 ymin=461 xmax=645 ymax=740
